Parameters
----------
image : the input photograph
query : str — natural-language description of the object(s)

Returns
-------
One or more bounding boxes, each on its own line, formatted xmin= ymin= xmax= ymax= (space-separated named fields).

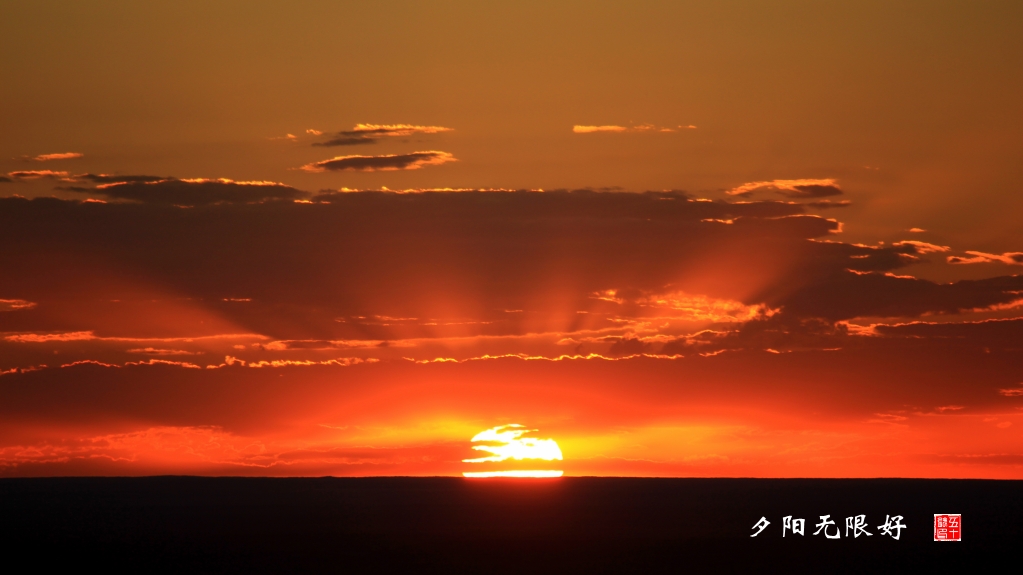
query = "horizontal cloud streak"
xmin=0 ymin=299 xmax=37 ymax=312
xmin=948 ymin=251 xmax=1023 ymax=266
xmin=572 ymin=124 xmax=693 ymax=133
xmin=75 ymin=173 xmax=167 ymax=184
xmin=573 ymin=125 xmax=628 ymax=133
xmin=6 ymin=331 xmax=95 ymax=343
xmin=312 ymin=136 xmax=376 ymax=147
xmin=892 ymin=240 xmax=951 ymax=254
xmin=6 ymin=170 xmax=69 ymax=180
xmin=29 ymin=152 xmax=83 ymax=162
xmin=300 ymin=151 xmax=457 ymax=172
xmin=803 ymin=200 xmax=851 ymax=209
xmin=311 ymin=124 xmax=453 ymax=147
xmin=337 ymin=124 xmax=452 ymax=137
xmin=64 ymin=177 xmax=308 ymax=206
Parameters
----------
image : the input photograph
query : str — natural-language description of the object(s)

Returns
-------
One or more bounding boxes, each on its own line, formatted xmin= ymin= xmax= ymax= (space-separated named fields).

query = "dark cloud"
xmin=659 ymin=315 xmax=847 ymax=356
xmin=0 ymin=192 xmax=824 ymax=340
xmin=757 ymin=271 xmax=1023 ymax=321
xmin=0 ymin=191 xmax=1019 ymax=348
xmin=0 ymin=176 xmax=12 ymax=183
xmin=776 ymin=184 xmax=843 ymax=198
xmin=312 ymin=137 xmax=376 ymax=147
xmin=300 ymin=151 xmax=456 ymax=172
xmin=606 ymin=337 xmax=653 ymax=356
xmin=63 ymin=178 xmax=309 ymax=206
xmin=310 ymin=124 xmax=452 ymax=147
xmin=76 ymin=173 xmax=168 ymax=184
xmin=874 ymin=317 xmax=1023 ymax=345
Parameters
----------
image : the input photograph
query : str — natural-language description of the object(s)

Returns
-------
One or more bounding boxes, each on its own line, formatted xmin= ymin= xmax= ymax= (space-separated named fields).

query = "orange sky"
xmin=1 ymin=1 xmax=1022 ymax=478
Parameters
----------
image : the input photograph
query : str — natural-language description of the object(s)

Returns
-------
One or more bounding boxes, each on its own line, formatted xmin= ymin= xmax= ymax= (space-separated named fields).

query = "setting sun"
xmin=463 ymin=424 xmax=564 ymax=478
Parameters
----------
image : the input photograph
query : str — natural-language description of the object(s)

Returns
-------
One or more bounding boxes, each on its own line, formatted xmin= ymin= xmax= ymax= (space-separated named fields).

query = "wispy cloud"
xmin=312 ymin=124 xmax=453 ymax=147
xmin=340 ymin=124 xmax=452 ymax=137
xmin=63 ymin=177 xmax=308 ymax=206
xmin=126 ymin=348 xmax=197 ymax=356
xmin=892 ymin=241 xmax=951 ymax=254
xmin=574 ymin=125 xmax=628 ymax=133
xmin=948 ymin=251 xmax=1023 ymax=266
xmin=124 ymin=358 xmax=202 ymax=369
xmin=6 ymin=170 xmax=70 ymax=180
xmin=804 ymin=200 xmax=851 ymax=209
xmin=573 ymin=124 xmax=695 ymax=133
xmin=27 ymin=152 xmax=84 ymax=162
xmin=299 ymin=151 xmax=457 ymax=172
xmin=312 ymin=136 xmax=377 ymax=146
xmin=5 ymin=331 xmax=95 ymax=343
xmin=727 ymin=178 xmax=842 ymax=198
xmin=75 ymin=173 xmax=167 ymax=184
xmin=0 ymin=299 xmax=37 ymax=312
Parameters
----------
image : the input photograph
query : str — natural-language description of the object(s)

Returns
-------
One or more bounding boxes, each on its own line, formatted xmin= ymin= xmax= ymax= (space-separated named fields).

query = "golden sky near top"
xmin=2 ymin=1 xmax=1022 ymax=258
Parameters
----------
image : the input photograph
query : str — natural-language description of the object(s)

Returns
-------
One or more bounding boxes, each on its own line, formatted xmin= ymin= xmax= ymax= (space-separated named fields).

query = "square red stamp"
xmin=934 ymin=514 xmax=962 ymax=541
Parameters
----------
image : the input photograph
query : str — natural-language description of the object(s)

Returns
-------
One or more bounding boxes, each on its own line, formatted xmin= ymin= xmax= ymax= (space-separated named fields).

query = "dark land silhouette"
xmin=1 ymin=477 xmax=1017 ymax=573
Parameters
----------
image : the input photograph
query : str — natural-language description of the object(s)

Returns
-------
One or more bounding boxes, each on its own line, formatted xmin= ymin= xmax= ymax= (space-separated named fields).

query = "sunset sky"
xmin=2 ymin=1 xmax=1022 ymax=478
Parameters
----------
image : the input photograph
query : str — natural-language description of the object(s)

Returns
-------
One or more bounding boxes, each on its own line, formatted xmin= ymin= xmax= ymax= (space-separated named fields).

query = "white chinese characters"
xmin=782 ymin=516 xmax=805 ymax=537
xmin=878 ymin=515 xmax=908 ymax=540
xmin=752 ymin=514 xmax=908 ymax=539
xmin=750 ymin=516 xmax=771 ymax=537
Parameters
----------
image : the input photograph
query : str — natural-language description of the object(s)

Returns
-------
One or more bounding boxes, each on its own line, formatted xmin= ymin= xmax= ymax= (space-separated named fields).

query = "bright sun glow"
xmin=463 ymin=470 xmax=563 ymax=478
xmin=462 ymin=424 xmax=564 ymax=478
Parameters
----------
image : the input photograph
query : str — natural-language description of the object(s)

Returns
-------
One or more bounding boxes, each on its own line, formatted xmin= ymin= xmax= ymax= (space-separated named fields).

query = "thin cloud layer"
xmin=1 ymin=190 xmax=1015 ymax=356
xmin=6 ymin=170 xmax=70 ymax=180
xmin=340 ymin=124 xmax=452 ymax=137
xmin=312 ymin=124 xmax=453 ymax=147
xmin=948 ymin=251 xmax=1023 ymax=266
xmin=75 ymin=173 xmax=168 ymax=184
xmin=573 ymin=124 xmax=695 ymax=133
xmin=63 ymin=177 xmax=308 ymax=205
xmin=803 ymin=200 xmax=851 ymax=209
xmin=299 ymin=151 xmax=457 ymax=172
xmin=892 ymin=240 xmax=951 ymax=254
xmin=0 ymin=299 xmax=37 ymax=312
xmin=727 ymin=179 xmax=842 ymax=198
xmin=28 ymin=152 xmax=83 ymax=162
xmin=574 ymin=125 xmax=628 ymax=133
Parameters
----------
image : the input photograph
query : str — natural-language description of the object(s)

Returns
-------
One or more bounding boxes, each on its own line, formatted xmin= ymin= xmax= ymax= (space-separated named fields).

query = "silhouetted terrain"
xmin=1 ymin=477 xmax=1017 ymax=573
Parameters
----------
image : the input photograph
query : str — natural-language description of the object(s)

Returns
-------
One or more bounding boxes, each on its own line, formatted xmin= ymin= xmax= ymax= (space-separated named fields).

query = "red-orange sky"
xmin=1 ymin=1 xmax=1022 ymax=478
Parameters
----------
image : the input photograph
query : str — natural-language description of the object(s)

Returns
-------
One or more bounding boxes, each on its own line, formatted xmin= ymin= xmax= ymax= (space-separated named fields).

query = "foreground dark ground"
xmin=0 ymin=477 xmax=1018 ymax=573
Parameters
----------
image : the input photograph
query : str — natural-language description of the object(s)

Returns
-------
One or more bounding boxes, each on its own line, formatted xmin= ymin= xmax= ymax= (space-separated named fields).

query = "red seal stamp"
xmin=933 ymin=514 xmax=961 ymax=541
